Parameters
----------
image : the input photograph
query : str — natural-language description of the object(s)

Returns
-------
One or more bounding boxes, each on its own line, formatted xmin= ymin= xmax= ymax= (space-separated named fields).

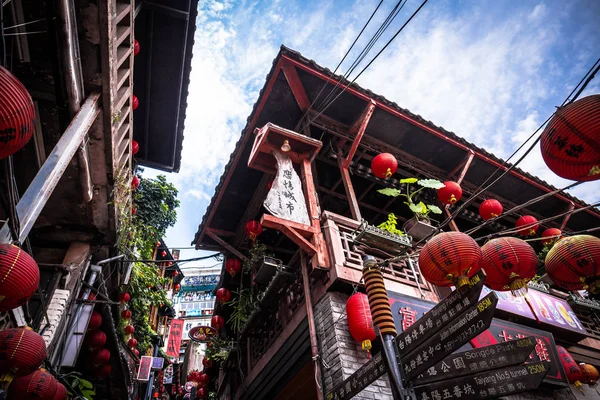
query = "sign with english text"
xmin=325 ymin=352 xmax=387 ymax=400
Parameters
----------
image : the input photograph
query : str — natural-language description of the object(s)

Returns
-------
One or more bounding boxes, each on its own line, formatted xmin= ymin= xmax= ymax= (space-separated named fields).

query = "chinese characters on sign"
xmin=188 ymin=326 xmax=217 ymax=343
xmin=137 ymin=356 xmax=153 ymax=381
xmin=325 ymin=352 xmax=387 ymax=400
xmin=263 ymin=151 xmax=310 ymax=225
xmin=166 ymin=319 xmax=184 ymax=357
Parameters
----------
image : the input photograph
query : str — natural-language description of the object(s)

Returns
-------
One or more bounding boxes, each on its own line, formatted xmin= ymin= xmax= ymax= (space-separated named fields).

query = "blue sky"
xmin=143 ymin=0 xmax=600 ymax=269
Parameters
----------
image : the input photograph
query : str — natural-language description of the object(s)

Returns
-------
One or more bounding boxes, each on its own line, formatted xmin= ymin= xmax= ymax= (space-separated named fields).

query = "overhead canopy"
xmin=133 ymin=0 xmax=198 ymax=172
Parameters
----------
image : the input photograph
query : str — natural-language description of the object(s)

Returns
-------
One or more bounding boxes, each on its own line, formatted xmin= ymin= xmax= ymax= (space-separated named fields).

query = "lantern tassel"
xmin=510 ymin=279 xmax=529 ymax=297
xmin=455 ymin=275 xmax=470 ymax=291
xmin=362 ymin=340 xmax=372 ymax=358
xmin=574 ymin=381 xmax=584 ymax=394
xmin=0 ymin=372 xmax=14 ymax=389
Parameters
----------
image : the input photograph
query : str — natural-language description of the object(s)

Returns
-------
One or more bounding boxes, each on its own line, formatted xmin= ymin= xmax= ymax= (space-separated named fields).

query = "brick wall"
xmin=314 ymin=292 xmax=393 ymax=400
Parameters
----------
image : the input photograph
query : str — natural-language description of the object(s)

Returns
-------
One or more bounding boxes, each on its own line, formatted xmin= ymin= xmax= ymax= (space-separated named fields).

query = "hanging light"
xmin=216 ymin=288 xmax=231 ymax=304
xmin=480 ymin=237 xmax=538 ymax=296
xmin=371 ymin=153 xmax=398 ymax=179
xmin=0 ymin=328 xmax=47 ymax=376
xmin=7 ymin=370 xmax=58 ymax=399
xmin=346 ymin=293 xmax=376 ymax=357
xmin=0 ymin=66 xmax=36 ymax=159
xmin=515 ymin=215 xmax=539 ymax=237
xmin=540 ymin=94 xmax=600 ymax=182
xmin=580 ymin=363 xmax=600 ymax=394
xmin=437 ymin=181 xmax=462 ymax=205
xmin=280 ymin=139 xmax=291 ymax=152
xmin=545 ymin=235 xmax=600 ymax=293
xmin=161 ymin=250 xmax=167 ymax=257
xmin=245 ymin=220 xmax=263 ymax=241
xmin=479 ymin=199 xmax=503 ymax=220
xmin=418 ymin=232 xmax=482 ymax=289
xmin=0 ymin=244 xmax=41 ymax=312
xmin=557 ymin=346 xmax=584 ymax=392
xmin=541 ymin=228 xmax=562 ymax=246
xmin=225 ymin=258 xmax=241 ymax=277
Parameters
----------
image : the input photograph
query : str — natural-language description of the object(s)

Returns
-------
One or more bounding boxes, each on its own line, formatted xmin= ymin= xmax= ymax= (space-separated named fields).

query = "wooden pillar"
xmin=337 ymin=150 xmax=362 ymax=221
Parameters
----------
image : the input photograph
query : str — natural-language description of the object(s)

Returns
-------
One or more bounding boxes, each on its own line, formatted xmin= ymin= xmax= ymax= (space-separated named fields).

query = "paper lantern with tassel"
xmin=225 ymin=258 xmax=241 ymax=277
xmin=418 ymin=232 xmax=482 ymax=289
xmin=0 ymin=328 xmax=47 ymax=376
xmin=121 ymin=309 xmax=132 ymax=320
xmin=52 ymin=383 xmax=68 ymax=400
xmin=515 ymin=215 xmax=539 ymax=237
xmin=346 ymin=293 xmax=376 ymax=357
xmin=437 ymin=181 xmax=462 ymax=205
xmin=480 ymin=237 xmax=538 ymax=296
xmin=131 ymin=176 xmax=140 ymax=190
xmin=216 ymin=288 xmax=231 ymax=304
xmin=132 ymin=140 xmax=140 ymax=155
xmin=0 ymin=244 xmax=41 ymax=311
xmin=8 ymin=370 xmax=58 ymax=399
xmin=371 ymin=153 xmax=397 ymax=178
xmin=134 ymin=39 xmax=140 ymax=56
xmin=211 ymin=315 xmax=224 ymax=330
xmin=540 ymin=94 xmax=600 ymax=181
xmin=91 ymin=348 xmax=111 ymax=367
xmin=557 ymin=345 xmax=584 ymax=391
xmin=88 ymin=311 xmax=102 ymax=331
xmin=128 ymin=338 xmax=138 ymax=348
xmin=85 ymin=330 xmax=107 ymax=351
xmin=541 ymin=228 xmax=562 ymax=246
xmin=0 ymin=66 xmax=36 ymax=159
xmin=244 ymin=220 xmax=263 ymax=241
xmin=479 ymin=199 xmax=503 ymax=220
xmin=545 ymin=235 xmax=600 ymax=293
xmin=132 ymin=95 xmax=139 ymax=111
xmin=120 ymin=292 xmax=131 ymax=303
xmin=580 ymin=363 xmax=600 ymax=394
xmin=125 ymin=325 xmax=135 ymax=335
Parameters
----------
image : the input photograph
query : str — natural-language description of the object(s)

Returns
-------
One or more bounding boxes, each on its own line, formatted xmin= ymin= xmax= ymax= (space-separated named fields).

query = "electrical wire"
xmin=0 ymin=0 xmax=6 ymax=67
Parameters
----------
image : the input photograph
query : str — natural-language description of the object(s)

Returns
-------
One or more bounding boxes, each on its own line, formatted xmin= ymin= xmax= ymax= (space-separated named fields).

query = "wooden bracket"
xmin=205 ymin=229 xmax=249 ymax=261
xmin=281 ymin=61 xmax=311 ymax=112
xmin=343 ymin=100 xmax=376 ymax=169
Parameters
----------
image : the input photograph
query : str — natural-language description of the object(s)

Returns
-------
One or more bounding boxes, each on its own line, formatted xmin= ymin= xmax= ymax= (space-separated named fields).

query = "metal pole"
xmin=144 ymin=336 xmax=163 ymax=400
xmin=0 ymin=92 xmax=101 ymax=244
xmin=362 ymin=255 xmax=405 ymax=399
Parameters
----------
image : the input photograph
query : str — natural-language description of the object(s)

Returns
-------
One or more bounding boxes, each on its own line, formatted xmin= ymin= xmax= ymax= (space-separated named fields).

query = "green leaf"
xmin=427 ymin=204 xmax=443 ymax=214
xmin=400 ymin=178 xmax=419 ymax=184
xmin=409 ymin=201 xmax=427 ymax=214
xmin=82 ymin=389 xmax=95 ymax=400
xmin=417 ymin=179 xmax=445 ymax=189
xmin=80 ymin=379 xmax=93 ymax=389
xmin=377 ymin=188 xmax=402 ymax=197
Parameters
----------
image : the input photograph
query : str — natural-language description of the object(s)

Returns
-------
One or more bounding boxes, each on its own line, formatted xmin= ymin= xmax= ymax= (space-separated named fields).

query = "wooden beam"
xmin=281 ymin=61 xmax=311 ymax=112
xmin=261 ymin=213 xmax=315 ymax=237
xmin=301 ymin=158 xmax=329 ymax=269
xmin=337 ymin=150 xmax=361 ymax=221
xmin=343 ymin=100 xmax=375 ymax=169
xmin=445 ymin=150 xmax=474 ymax=231
xmin=280 ymin=225 xmax=317 ymax=255
xmin=205 ymin=229 xmax=249 ymax=261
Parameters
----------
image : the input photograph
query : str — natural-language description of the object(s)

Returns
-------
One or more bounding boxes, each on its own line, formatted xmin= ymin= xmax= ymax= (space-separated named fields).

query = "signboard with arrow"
xmin=325 ymin=352 xmax=387 ymax=400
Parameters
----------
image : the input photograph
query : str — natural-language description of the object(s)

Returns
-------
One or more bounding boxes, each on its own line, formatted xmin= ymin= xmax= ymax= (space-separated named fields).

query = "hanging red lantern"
xmin=128 ymin=338 xmax=138 ymax=348
xmin=52 ymin=383 xmax=68 ymax=400
xmin=173 ymin=270 xmax=179 ymax=276
xmin=120 ymin=292 xmax=131 ymax=303
xmin=0 ymin=66 xmax=36 ymax=159
xmin=216 ymin=288 xmax=231 ymax=304
xmin=479 ymin=199 xmax=503 ymax=220
xmin=202 ymin=358 xmax=212 ymax=369
xmin=541 ymin=228 xmax=562 ymax=246
xmin=133 ymin=348 xmax=140 ymax=357
xmin=0 ymin=244 xmax=41 ymax=312
xmin=174 ymin=283 xmax=181 ymax=291
xmin=121 ymin=309 xmax=132 ymax=320
xmin=88 ymin=311 xmax=102 ymax=331
xmin=93 ymin=364 xmax=112 ymax=377
xmin=197 ymin=387 xmax=206 ymax=398
xmin=545 ymin=235 xmax=600 ymax=293
xmin=437 ymin=181 xmax=462 ymax=205
xmin=557 ymin=345 xmax=584 ymax=390
xmin=580 ymin=363 xmax=600 ymax=391
xmin=8 ymin=370 xmax=58 ymax=399
xmin=418 ymin=232 xmax=482 ymax=289
xmin=540 ymin=95 xmax=600 ymax=182
xmin=371 ymin=153 xmax=398 ymax=178
xmin=0 ymin=328 xmax=47 ymax=376
xmin=124 ymin=325 xmax=135 ymax=335
xmin=132 ymin=139 xmax=140 ymax=155
xmin=86 ymin=330 xmax=107 ymax=350
xmin=480 ymin=237 xmax=538 ymax=296
xmin=346 ymin=293 xmax=376 ymax=357
xmin=132 ymin=95 xmax=139 ymax=111
xmin=244 ymin=220 xmax=263 ymax=241
xmin=211 ymin=315 xmax=224 ymax=330
xmin=161 ymin=250 xmax=167 ymax=257
xmin=198 ymin=372 xmax=209 ymax=385
xmin=91 ymin=348 xmax=111 ymax=367
xmin=225 ymin=258 xmax=241 ymax=277
xmin=134 ymin=39 xmax=141 ymax=56
xmin=515 ymin=215 xmax=539 ymax=237
xmin=131 ymin=175 xmax=140 ymax=189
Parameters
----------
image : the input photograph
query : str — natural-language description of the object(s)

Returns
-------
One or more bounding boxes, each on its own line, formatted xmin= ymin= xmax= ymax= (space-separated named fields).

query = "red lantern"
xmin=88 ymin=311 xmax=102 ymax=331
xmin=580 ymin=363 xmax=600 ymax=391
xmin=121 ymin=309 xmax=132 ymax=320
xmin=346 ymin=293 xmax=376 ymax=357
xmin=92 ymin=348 xmax=111 ymax=367
xmin=480 ymin=237 xmax=538 ymax=296
xmin=197 ymin=387 xmax=206 ymax=398
xmin=202 ymin=358 xmax=212 ymax=369
xmin=120 ymin=292 xmax=131 ymax=303
xmin=134 ymin=39 xmax=141 ymax=56
xmin=86 ymin=330 xmax=107 ymax=350
xmin=133 ymin=348 xmax=140 ymax=357
xmin=216 ymin=288 xmax=231 ymax=304
xmin=8 ymin=370 xmax=58 ymax=399
xmin=557 ymin=345 xmax=584 ymax=389
xmin=437 ymin=181 xmax=462 ymax=205
xmin=131 ymin=176 xmax=140 ymax=189
xmin=173 ymin=271 xmax=179 ymax=276
xmin=515 ymin=215 xmax=539 ymax=237
xmin=198 ymin=372 xmax=209 ymax=385
xmin=52 ymin=383 xmax=68 ymax=400
xmin=128 ymin=338 xmax=138 ymax=348
xmin=371 ymin=153 xmax=398 ymax=178
xmin=479 ymin=199 xmax=503 ymax=220
xmin=131 ymin=207 xmax=137 ymax=215
xmin=125 ymin=325 xmax=135 ymax=335
xmin=540 ymin=95 xmax=600 ymax=182
xmin=211 ymin=315 xmax=224 ymax=330
xmin=0 ymin=66 xmax=36 ymax=159
xmin=161 ymin=250 xmax=167 ymax=257
xmin=0 ymin=244 xmax=41 ymax=311
xmin=132 ymin=139 xmax=140 ymax=155
xmin=132 ymin=94 xmax=139 ymax=110
xmin=225 ymin=258 xmax=241 ymax=277
xmin=545 ymin=235 xmax=600 ymax=293
xmin=418 ymin=232 xmax=482 ymax=288
xmin=244 ymin=220 xmax=263 ymax=241
xmin=0 ymin=328 xmax=47 ymax=376
xmin=174 ymin=283 xmax=181 ymax=291
xmin=541 ymin=228 xmax=562 ymax=246
xmin=94 ymin=364 xmax=112 ymax=377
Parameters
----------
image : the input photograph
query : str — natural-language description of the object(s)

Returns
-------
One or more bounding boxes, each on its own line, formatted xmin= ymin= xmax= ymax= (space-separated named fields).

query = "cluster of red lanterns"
xmin=346 ymin=293 xmax=376 ymax=357
xmin=83 ymin=311 xmax=112 ymax=378
xmin=185 ymin=370 xmax=210 ymax=399
xmin=0 ymin=244 xmax=41 ymax=312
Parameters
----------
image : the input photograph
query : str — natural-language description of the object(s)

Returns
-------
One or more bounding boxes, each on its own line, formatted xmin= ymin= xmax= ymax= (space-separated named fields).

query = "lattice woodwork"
xmin=575 ymin=310 xmax=600 ymax=339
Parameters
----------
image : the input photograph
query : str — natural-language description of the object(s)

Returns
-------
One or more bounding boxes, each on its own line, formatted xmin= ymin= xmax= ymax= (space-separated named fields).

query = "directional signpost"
xmin=325 ymin=352 xmax=387 ymax=400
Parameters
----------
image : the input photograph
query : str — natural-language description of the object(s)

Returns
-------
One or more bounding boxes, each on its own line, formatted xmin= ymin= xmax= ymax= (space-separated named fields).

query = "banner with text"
xmin=166 ymin=319 xmax=184 ymax=357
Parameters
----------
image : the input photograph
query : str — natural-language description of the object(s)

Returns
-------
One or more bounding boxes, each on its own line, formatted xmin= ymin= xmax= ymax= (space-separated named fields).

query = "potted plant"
xmin=377 ymin=178 xmax=444 ymax=241
xmin=353 ymin=212 xmax=412 ymax=255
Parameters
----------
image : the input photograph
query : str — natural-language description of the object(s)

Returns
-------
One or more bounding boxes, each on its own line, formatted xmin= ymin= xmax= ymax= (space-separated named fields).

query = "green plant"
xmin=377 ymin=213 xmax=405 ymax=236
xmin=537 ymin=244 xmax=552 ymax=265
xmin=204 ymin=337 xmax=235 ymax=364
xmin=377 ymin=178 xmax=444 ymax=220
xmin=242 ymin=240 xmax=271 ymax=274
xmin=226 ymin=287 xmax=262 ymax=335
xmin=63 ymin=374 xmax=95 ymax=400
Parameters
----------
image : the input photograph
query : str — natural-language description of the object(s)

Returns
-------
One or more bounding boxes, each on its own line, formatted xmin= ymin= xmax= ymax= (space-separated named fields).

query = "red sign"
xmin=166 ymin=319 xmax=184 ymax=357
xmin=188 ymin=326 xmax=217 ymax=343
xmin=137 ymin=356 xmax=153 ymax=381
